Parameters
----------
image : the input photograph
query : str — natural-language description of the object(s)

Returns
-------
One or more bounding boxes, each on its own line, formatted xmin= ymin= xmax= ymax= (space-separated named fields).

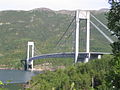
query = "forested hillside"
xmin=27 ymin=55 xmax=113 ymax=90
xmin=0 ymin=8 xmax=114 ymax=68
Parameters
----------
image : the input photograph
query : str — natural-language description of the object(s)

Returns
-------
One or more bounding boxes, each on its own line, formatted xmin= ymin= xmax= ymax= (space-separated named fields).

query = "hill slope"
xmin=0 ymin=8 xmax=114 ymax=68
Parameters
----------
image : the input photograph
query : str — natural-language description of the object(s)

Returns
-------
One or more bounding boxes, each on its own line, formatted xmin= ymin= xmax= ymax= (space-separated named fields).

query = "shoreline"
xmin=0 ymin=67 xmax=22 ymax=70
xmin=0 ymin=64 xmax=66 ymax=72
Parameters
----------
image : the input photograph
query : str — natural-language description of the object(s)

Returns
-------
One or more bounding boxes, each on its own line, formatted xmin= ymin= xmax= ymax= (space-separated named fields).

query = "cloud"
xmin=0 ymin=0 xmax=110 ymax=11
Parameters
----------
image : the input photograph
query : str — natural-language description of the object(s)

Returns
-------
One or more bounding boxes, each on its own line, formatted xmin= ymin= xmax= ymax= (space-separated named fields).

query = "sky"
xmin=0 ymin=0 xmax=110 ymax=11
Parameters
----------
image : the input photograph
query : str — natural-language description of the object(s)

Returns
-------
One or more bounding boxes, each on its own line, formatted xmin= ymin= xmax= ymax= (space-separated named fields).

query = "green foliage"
xmin=106 ymin=1 xmax=120 ymax=89
xmin=107 ymin=1 xmax=120 ymax=38
xmin=106 ymin=53 xmax=120 ymax=89
xmin=27 ymin=55 xmax=112 ymax=90
xmin=0 ymin=81 xmax=4 ymax=85
xmin=111 ymin=41 xmax=120 ymax=55
xmin=0 ymin=81 xmax=7 ymax=90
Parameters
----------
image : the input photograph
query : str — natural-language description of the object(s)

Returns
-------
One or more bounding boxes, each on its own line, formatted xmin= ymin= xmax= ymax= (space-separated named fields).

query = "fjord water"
xmin=0 ymin=69 xmax=35 ymax=83
xmin=0 ymin=69 xmax=42 ymax=89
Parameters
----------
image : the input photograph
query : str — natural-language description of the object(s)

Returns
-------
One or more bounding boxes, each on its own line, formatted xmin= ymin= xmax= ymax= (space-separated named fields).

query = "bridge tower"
xmin=26 ymin=41 xmax=34 ymax=70
xmin=75 ymin=10 xmax=90 ymax=63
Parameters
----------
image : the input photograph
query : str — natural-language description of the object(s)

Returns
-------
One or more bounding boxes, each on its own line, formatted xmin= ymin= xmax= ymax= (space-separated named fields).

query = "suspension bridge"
xmin=25 ymin=10 xmax=114 ymax=71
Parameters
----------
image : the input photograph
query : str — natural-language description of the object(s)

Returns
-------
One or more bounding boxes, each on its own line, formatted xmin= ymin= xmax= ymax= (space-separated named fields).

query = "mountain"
xmin=0 ymin=8 xmax=114 ymax=68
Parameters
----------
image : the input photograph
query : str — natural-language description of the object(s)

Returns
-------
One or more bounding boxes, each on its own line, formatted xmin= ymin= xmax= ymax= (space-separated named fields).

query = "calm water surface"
xmin=0 ymin=69 xmax=39 ymax=83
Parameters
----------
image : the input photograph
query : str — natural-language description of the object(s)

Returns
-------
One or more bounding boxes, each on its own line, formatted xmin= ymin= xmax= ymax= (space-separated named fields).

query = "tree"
xmin=107 ymin=0 xmax=120 ymax=40
xmin=106 ymin=0 xmax=120 ymax=89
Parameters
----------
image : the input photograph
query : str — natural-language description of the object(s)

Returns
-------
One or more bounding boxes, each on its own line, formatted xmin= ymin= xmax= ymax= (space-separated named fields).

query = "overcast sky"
xmin=0 ymin=0 xmax=110 ymax=11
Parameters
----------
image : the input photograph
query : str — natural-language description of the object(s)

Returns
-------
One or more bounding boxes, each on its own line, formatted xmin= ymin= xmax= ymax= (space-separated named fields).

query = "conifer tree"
xmin=107 ymin=0 xmax=120 ymax=89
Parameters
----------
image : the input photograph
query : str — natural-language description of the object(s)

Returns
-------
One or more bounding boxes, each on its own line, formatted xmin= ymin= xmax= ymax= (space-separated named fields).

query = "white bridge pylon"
xmin=75 ymin=10 xmax=90 ymax=63
xmin=27 ymin=41 xmax=34 ymax=70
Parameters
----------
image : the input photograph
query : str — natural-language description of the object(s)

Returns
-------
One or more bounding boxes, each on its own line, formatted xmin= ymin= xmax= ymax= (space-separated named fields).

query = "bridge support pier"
xmin=98 ymin=55 xmax=101 ymax=59
xmin=85 ymin=53 xmax=90 ymax=63
xmin=26 ymin=42 xmax=34 ymax=71
xmin=75 ymin=10 xmax=90 ymax=63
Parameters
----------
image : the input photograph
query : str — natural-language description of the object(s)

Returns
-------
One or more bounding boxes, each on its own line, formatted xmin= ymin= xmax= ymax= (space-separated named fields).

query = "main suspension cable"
xmin=55 ymin=15 xmax=76 ymax=47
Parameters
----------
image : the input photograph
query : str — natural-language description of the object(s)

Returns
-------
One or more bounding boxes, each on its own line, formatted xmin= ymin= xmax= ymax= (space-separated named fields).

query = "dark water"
xmin=0 ymin=69 xmax=36 ymax=83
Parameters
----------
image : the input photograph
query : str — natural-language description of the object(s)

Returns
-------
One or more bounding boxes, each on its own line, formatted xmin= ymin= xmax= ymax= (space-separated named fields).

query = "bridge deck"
xmin=28 ymin=52 xmax=111 ymax=61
